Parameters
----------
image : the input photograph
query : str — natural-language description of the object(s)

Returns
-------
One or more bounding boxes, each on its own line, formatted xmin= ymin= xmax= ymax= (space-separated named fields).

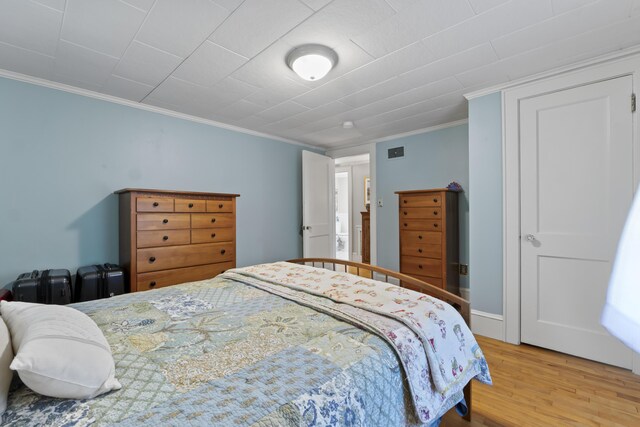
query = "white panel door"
xmin=302 ymin=151 xmax=335 ymax=258
xmin=520 ymin=76 xmax=634 ymax=368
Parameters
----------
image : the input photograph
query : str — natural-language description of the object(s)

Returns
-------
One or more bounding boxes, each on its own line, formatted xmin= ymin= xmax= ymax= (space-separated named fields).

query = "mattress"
xmin=2 ymin=262 xmax=490 ymax=426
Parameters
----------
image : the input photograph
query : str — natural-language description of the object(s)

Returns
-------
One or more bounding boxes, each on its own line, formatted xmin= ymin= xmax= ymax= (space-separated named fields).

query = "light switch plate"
xmin=459 ymin=264 xmax=468 ymax=276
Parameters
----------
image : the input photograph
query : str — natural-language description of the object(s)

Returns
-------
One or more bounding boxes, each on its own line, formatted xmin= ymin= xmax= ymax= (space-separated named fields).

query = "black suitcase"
xmin=12 ymin=269 xmax=72 ymax=304
xmin=75 ymin=264 xmax=126 ymax=302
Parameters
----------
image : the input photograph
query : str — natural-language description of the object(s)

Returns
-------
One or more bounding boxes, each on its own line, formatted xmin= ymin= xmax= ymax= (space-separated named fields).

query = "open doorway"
xmin=334 ymin=154 xmax=370 ymax=262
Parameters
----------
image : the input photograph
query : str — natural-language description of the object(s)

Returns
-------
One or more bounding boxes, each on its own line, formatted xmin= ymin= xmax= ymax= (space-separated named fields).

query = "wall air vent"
xmin=388 ymin=146 xmax=404 ymax=159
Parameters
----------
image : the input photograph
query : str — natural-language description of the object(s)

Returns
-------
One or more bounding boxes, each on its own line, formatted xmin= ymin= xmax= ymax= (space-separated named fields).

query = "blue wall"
xmin=0 ymin=77 xmax=312 ymax=286
xmin=468 ymin=92 xmax=503 ymax=314
xmin=375 ymin=124 xmax=470 ymax=289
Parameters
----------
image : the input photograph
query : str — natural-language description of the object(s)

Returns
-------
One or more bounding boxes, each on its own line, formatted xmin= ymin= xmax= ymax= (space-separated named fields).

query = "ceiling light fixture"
xmin=286 ymin=44 xmax=338 ymax=82
xmin=342 ymin=120 xmax=354 ymax=129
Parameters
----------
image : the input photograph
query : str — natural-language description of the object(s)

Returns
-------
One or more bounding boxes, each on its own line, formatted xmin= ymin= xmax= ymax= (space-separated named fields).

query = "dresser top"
xmin=115 ymin=188 xmax=240 ymax=197
xmin=395 ymin=188 xmax=460 ymax=195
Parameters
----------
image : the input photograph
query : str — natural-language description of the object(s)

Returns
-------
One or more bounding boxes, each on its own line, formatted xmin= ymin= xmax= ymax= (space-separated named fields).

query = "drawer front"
xmin=401 ymin=230 xmax=441 ymax=245
xmin=191 ymin=228 xmax=235 ymax=244
xmin=192 ymin=213 xmax=235 ymax=229
xmin=403 ymin=275 xmax=444 ymax=290
xmin=137 ymin=229 xmax=191 ymax=248
xmin=400 ymin=194 xmax=442 ymax=208
xmin=137 ymin=213 xmax=190 ymax=231
xmin=175 ymin=199 xmax=206 ymax=212
xmin=400 ymin=219 xmax=442 ymax=231
xmin=401 ymin=256 xmax=442 ymax=278
xmin=137 ymin=262 xmax=234 ymax=291
xmin=401 ymin=242 xmax=442 ymax=259
xmin=400 ymin=207 xmax=441 ymax=219
xmin=206 ymin=200 xmax=233 ymax=213
xmin=137 ymin=242 xmax=235 ymax=273
xmin=137 ymin=197 xmax=174 ymax=212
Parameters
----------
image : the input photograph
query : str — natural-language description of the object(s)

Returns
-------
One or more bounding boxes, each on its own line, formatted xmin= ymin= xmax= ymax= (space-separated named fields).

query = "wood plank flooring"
xmin=442 ymin=336 xmax=640 ymax=426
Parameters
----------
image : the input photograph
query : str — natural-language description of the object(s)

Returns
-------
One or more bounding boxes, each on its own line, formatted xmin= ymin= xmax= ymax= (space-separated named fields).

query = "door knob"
xmin=525 ymin=234 xmax=536 ymax=242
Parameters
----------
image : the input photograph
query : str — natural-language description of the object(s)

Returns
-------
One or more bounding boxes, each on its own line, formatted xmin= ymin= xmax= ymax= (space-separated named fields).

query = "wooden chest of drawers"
xmin=396 ymin=189 xmax=459 ymax=295
xmin=116 ymin=189 xmax=239 ymax=292
xmin=361 ymin=211 xmax=370 ymax=264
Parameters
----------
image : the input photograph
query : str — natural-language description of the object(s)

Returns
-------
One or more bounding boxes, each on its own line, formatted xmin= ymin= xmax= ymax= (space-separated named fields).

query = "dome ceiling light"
xmin=286 ymin=44 xmax=338 ymax=82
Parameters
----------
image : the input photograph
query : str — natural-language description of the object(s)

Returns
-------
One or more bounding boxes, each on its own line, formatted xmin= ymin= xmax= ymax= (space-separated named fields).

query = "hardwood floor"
xmin=442 ymin=336 xmax=640 ymax=427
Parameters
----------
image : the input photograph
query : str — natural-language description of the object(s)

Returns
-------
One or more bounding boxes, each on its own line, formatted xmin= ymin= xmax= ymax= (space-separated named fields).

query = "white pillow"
xmin=0 ymin=301 xmax=121 ymax=399
xmin=0 ymin=317 xmax=13 ymax=414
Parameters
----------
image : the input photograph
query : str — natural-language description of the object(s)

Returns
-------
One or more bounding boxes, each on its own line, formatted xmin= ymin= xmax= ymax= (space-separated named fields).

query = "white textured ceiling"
xmin=1 ymin=0 xmax=639 ymax=148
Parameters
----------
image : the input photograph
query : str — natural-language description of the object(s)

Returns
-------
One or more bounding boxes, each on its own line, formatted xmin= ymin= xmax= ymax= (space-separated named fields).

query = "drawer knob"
xmin=434 ymin=223 xmax=438 ymax=228
xmin=149 ymin=281 xmax=156 ymax=287
xmin=433 ymin=198 xmax=438 ymax=203
xmin=218 ymin=203 xmax=224 ymax=209
xmin=211 ymin=218 xmax=216 ymax=223
xmin=418 ymin=235 xmax=423 ymax=240
xmin=220 ymin=249 xmax=226 ymax=255
xmin=404 ymin=223 xmax=408 ymax=227
xmin=162 ymin=235 xmax=169 ymax=241
xmin=149 ymin=256 xmax=156 ymax=263
xmin=418 ymin=249 xmax=423 ymax=253
xmin=188 ymin=203 xmax=194 ymax=208
xmin=163 ymin=219 xmax=169 ymax=224
xmin=153 ymin=202 xmax=159 ymax=207
xmin=433 ymin=211 xmax=438 ymax=215
xmin=403 ymin=211 xmax=407 ymax=216
xmin=418 ymin=264 xmax=423 ymax=269
xmin=403 ymin=200 xmax=407 ymax=204
xmin=211 ymin=233 xmax=216 ymax=238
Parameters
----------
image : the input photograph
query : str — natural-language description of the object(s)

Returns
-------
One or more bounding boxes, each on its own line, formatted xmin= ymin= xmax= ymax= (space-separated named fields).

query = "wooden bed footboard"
xmin=287 ymin=258 xmax=473 ymax=422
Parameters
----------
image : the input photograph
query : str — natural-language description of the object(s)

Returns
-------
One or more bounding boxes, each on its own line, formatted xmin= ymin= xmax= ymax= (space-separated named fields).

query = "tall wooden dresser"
xmin=116 ymin=189 xmax=239 ymax=292
xmin=396 ymin=189 xmax=459 ymax=295
xmin=361 ymin=211 xmax=370 ymax=264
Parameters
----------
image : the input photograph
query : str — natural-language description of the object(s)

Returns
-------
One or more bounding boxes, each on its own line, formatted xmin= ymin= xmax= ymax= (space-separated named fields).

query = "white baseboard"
xmin=471 ymin=310 xmax=504 ymax=341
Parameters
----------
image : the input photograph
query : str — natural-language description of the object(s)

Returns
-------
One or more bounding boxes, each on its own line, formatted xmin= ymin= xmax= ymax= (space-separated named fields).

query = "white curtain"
xmin=602 ymin=189 xmax=640 ymax=353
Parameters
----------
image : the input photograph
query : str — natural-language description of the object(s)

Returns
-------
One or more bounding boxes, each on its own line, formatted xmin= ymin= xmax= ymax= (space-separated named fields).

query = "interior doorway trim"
xmin=335 ymin=166 xmax=353 ymax=261
xmin=326 ymin=144 xmax=376 ymax=265
xmin=503 ymin=53 xmax=640 ymax=373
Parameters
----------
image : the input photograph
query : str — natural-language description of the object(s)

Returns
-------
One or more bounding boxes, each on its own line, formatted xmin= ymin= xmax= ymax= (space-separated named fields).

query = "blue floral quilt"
xmin=2 ymin=265 xmax=482 ymax=426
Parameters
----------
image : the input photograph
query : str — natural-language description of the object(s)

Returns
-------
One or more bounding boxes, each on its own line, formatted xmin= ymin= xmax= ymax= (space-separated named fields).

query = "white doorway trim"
xmin=503 ymin=54 xmax=640 ymax=374
xmin=326 ymin=144 xmax=376 ymax=265
xmin=335 ymin=166 xmax=353 ymax=261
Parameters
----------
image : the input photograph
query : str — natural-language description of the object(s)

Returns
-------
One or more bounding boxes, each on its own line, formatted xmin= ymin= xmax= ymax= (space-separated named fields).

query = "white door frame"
xmin=326 ymin=144 xmax=376 ymax=265
xmin=503 ymin=54 xmax=640 ymax=374
xmin=335 ymin=166 xmax=353 ymax=260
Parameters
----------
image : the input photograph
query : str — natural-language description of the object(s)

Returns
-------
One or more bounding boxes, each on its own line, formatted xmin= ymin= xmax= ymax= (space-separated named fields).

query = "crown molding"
xmin=324 ymin=118 xmax=469 ymax=155
xmin=464 ymin=45 xmax=640 ymax=100
xmin=0 ymin=68 xmax=321 ymax=150
xmin=370 ymin=118 xmax=469 ymax=144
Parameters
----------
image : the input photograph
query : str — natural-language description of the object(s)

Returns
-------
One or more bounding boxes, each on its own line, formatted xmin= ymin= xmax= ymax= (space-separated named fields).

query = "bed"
xmin=1 ymin=259 xmax=491 ymax=426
